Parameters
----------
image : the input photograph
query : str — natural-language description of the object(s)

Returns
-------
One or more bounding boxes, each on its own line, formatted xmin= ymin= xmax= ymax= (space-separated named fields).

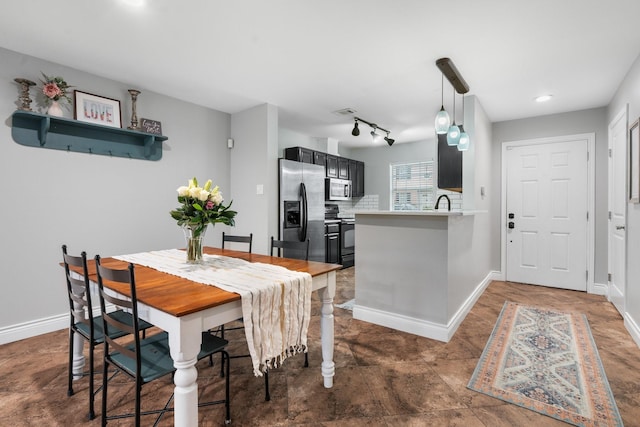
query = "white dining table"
xmin=70 ymin=247 xmax=340 ymax=426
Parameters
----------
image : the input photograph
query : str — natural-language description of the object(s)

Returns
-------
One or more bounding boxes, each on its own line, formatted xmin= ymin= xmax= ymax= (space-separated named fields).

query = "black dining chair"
xmin=62 ymin=244 xmax=153 ymax=421
xmin=270 ymin=236 xmax=310 ymax=261
xmin=221 ymin=232 xmax=253 ymax=253
xmin=95 ymin=255 xmax=231 ymax=426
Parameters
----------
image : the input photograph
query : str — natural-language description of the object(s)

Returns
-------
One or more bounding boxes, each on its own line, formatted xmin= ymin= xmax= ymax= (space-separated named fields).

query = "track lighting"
xmin=352 ymin=120 xmax=360 ymax=136
xmin=384 ymin=131 xmax=395 ymax=146
xmin=350 ymin=117 xmax=394 ymax=146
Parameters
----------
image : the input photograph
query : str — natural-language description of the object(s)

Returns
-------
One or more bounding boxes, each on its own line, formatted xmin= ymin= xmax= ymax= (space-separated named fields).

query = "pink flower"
xmin=205 ymin=200 xmax=215 ymax=210
xmin=43 ymin=82 xmax=62 ymax=100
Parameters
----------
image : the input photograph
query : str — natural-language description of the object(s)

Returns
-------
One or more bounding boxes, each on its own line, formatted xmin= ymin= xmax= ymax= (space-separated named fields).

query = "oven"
xmin=339 ymin=219 xmax=355 ymax=268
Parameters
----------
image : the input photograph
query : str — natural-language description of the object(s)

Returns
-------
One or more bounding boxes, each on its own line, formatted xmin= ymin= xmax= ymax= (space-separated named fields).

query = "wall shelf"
xmin=10 ymin=110 xmax=167 ymax=160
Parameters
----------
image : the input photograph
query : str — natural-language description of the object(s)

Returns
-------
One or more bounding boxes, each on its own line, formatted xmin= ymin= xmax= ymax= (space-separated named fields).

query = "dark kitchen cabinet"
xmin=437 ymin=134 xmax=462 ymax=192
xmin=349 ymin=160 xmax=365 ymax=197
xmin=326 ymin=154 xmax=338 ymax=178
xmin=313 ymin=151 xmax=327 ymax=169
xmin=284 ymin=146 xmax=313 ymax=164
xmin=325 ymin=233 xmax=340 ymax=264
xmin=338 ymin=157 xmax=349 ymax=179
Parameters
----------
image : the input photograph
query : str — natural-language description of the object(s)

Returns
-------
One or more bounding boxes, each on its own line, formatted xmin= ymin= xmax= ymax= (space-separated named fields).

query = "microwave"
xmin=325 ymin=178 xmax=352 ymax=200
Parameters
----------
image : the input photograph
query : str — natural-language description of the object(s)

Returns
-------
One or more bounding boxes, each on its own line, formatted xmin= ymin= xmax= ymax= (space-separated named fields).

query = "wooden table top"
xmin=69 ymin=247 xmax=341 ymax=318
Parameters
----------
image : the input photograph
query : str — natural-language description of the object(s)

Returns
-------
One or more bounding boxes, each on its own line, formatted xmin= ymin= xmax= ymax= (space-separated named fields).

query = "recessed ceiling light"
xmin=121 ymin=0 xmax=146 ymax=7
xmin=535 ymin=94 xmax=553 ymax=103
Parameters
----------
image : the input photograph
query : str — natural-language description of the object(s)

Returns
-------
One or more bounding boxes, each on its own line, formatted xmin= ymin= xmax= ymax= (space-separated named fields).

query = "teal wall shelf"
xmin=10 ymin=110 xmax=167 ymax=161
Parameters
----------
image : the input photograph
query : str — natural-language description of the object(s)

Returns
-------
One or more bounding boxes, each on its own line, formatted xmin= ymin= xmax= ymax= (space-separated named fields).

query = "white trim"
xmin=500 ymin=133 xmax=596 ymax=293
xmin=590 ymin=281 xmax=608 ymax=296
xmin=0 ymin=304 xmax=116 ymax=345
xmin=624 ymin=312 xmax=640 ymax=348
xmin=0 ymin=313 xmax=68 ymax=345
xmin=353 ymin=271 xmax=496 ymax=342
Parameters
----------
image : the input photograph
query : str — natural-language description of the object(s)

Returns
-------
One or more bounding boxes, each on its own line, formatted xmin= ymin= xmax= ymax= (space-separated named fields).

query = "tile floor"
xmin=1 ymin=267 xmax=639 ymax=426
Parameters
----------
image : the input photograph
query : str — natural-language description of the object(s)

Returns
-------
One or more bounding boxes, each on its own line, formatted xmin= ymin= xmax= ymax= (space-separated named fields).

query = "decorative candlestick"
xmin=127 ymin=89 xmax=141 ymax=130
xmin=14 ymin=78 xmax=36 ymax=111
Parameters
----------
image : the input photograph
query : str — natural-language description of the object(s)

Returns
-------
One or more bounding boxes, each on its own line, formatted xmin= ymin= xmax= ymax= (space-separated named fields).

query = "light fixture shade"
xmin=371 ymin=130 xmax=382 ymax=143
xmin=446 ymin=123 xmax=460 ymax=146
xmin=352 ymin=121 xmax=360 ymax=136
xmin=385 ymin=136 xmax=395 ymax=146
xmin=457 ymin=126 xmax=469 ymax=151
xmin=435 ymin=106 xmax=450 ymax=134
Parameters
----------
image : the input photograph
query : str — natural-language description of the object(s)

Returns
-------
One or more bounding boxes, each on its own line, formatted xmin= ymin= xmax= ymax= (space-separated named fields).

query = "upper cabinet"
xmin=11 ymin=111 xmax=167 ymax=161
xmin=326 ymin=154 xmax=338 ymax=178
xmin=284 ymin=146 xmax=365 ymax=197
xmin=284 ymin=146 xmax=314 ymax=164
xmin=437 ymin=134 xmax=462 ymax=192
xmin=350 ymin=159 xmax=365 ymax=197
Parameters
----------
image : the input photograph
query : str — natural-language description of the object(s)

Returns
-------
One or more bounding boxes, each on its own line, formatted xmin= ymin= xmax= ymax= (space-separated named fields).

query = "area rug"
xmin=467 ymin=302 xmax=623 ymax=427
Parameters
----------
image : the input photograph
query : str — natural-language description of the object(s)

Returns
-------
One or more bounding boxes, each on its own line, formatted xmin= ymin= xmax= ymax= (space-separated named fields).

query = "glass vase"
xmin=47 ymin=100 xmax=64 ymax=117
xmin=182 ymin=225 xmax=207 ymax=263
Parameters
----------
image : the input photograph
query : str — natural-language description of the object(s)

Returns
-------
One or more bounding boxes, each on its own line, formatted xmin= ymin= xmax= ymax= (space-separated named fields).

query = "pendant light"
xmin=446 ymin=89 xmax=460 ymax=146
xmin=457 ymin=94 xmax=470 ymax=151
xmin=435 ymin=73 xmax=450 ymax=134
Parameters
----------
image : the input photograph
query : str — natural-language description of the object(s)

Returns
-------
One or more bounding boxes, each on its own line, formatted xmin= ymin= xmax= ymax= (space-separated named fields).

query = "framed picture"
xmin=140 ymin=118 xmax=162 ymax=135
xmin=74 ymin=90 xmax=122 ymax=128
xmin=630 ymin=119 xmax=640 ymax=203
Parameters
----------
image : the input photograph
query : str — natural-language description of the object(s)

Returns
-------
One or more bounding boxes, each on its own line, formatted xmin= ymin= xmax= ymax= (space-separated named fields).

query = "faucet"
xmin=435 ymin=194 xmax=451 ymax=211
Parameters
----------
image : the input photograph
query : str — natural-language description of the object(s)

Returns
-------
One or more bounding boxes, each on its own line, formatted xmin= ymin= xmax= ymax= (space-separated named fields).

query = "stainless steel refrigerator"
xmin=279 ymin=158 xmax=325 ymax=262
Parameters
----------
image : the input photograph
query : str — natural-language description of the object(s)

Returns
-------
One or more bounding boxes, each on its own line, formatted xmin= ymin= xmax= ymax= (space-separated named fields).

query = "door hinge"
xmin=587 ymin=151 xmax=590 ymax=161
xmin=608 ymin=211 xmax=612 ymax=220
xmin=586 ymin=211 xmax=589 ymax=221
xmin=608 ymin=273 xmax=612 ymax=282
xmin=586 ymin=270 xmax=588 ymax=281
xmin=609 ymin=148 xmax=612 ymax=158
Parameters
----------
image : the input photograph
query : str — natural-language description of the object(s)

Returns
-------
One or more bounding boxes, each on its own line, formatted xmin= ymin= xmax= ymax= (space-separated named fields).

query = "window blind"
xmin=390 ymin=161 xmax=434 ymax=211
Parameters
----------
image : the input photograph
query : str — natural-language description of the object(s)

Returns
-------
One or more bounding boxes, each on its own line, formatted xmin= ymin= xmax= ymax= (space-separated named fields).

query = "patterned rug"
xmin=468 ymin=302 xmax=623 ymax=426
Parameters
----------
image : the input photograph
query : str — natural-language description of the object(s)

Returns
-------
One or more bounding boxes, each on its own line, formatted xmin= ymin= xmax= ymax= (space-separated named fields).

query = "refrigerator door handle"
xmin=299 ymin=182 xmax=308 ymax=242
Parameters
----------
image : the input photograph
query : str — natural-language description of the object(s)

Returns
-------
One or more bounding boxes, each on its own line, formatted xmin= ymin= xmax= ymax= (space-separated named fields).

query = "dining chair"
xmin=221 ymin=232 xmax=253 ymax=252
xmin=95 ymin=255 xmax=231 ymax=426
xmin=270 ymin=236 xmax=310 ymax=261
xmin=216 ymin=231 xmax=254 ymax=368
xmin=62 ymin=244 xmax=153 ymax=421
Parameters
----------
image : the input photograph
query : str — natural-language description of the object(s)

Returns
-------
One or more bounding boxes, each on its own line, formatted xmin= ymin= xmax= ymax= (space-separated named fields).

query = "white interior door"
xmin=505 ymin=139 xmax=588 ymax=291
xmin=608 ymin=108 xmax=627 ymax=315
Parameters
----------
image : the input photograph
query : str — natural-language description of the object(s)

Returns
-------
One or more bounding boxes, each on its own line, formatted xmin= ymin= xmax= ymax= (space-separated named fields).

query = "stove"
xmin=324 ymin=204 xmax=355 ymax=268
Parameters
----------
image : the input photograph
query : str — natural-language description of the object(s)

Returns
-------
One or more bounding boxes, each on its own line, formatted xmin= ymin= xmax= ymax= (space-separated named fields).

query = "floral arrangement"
xmin=170 ymin=177 xmax=236 ymax=237
xmin=40 ymin=73 xmax=72 ymax=104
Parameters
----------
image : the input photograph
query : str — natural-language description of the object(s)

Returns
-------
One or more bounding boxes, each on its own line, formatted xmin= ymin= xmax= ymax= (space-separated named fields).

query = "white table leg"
xmin=319 ymin=270 xmax=336 ymax=388
xmin=168 ymin=318 xmax=202 ymax=427
xmin=70 ymin=283 xmax=86 ymax=379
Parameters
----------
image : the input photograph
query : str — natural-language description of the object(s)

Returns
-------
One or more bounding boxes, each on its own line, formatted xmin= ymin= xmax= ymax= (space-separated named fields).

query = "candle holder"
xmin=127 ymin=89 xmax=141 ymax=130
xmin=14 ymin=78 xmax=36 ymax=111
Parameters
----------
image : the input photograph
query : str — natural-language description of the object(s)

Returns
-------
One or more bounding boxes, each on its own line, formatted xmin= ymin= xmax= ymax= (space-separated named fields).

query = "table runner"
xmin=114 ymin=249 xmax=312 ymax=376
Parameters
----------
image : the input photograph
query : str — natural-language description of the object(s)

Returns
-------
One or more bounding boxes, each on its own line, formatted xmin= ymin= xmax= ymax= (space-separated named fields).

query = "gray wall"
xmin=0 ymin=47 xmax=234 ymax=339
xmin=608 ymin=52 xmax=640 ymax=334
xmin=351 ymin=139 xmax=436 ymax=210
xmin=492 ymin=107 xmax=608 ymax=283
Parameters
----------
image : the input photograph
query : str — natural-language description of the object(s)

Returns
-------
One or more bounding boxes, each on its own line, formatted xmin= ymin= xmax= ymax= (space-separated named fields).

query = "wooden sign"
xmin=140 ymin=118 xmax=162 ymax=135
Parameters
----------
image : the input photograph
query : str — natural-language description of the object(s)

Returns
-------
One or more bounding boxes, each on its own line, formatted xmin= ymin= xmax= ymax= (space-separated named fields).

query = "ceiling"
xmin=2 ymin=0 xmax=640 ymax=148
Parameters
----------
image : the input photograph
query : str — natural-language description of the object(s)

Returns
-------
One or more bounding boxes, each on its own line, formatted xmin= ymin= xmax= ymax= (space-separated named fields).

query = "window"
xmin=390 ymin=161 xmax=434 ymax=211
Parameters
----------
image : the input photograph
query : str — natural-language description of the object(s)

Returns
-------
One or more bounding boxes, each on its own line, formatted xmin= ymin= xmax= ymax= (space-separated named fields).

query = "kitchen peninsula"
xmin=353 ymin=210 xmax=491 ymax=342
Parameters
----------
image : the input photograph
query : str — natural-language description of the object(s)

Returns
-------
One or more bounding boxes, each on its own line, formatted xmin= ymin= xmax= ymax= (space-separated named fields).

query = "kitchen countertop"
xmin=354 ymin=210 xmax=486 ymax=217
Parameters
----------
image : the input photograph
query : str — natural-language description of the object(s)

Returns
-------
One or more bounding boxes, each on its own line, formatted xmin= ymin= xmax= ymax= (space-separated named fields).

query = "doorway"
xmin=501 ymin=134 xmax=595 ymax=291
xmin=608 ymin=107 xmax=627 ymax=315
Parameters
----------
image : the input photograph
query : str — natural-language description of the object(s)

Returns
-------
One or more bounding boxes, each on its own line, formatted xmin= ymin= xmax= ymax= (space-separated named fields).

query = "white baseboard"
xmin=0 ymin=313 xmax=68 ymax=345
xmin=0 ymin=304 xmax=116 ymax=345
xmin=353 ymin=271 xmax=498 ymax=343
xmin=590 ymin=281 xmax=608 ymax=296
xmin=624 ymin=312 xmax=640 ymax=349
